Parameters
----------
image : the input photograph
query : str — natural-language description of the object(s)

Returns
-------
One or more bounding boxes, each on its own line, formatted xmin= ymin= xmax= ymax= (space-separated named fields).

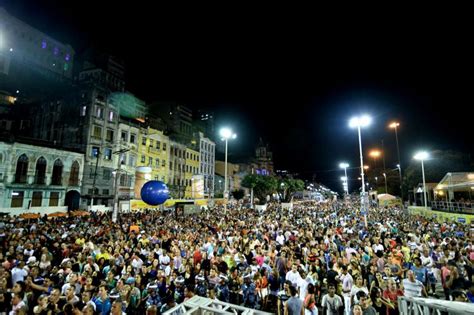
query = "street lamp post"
xmin=389 ymin=122 xmax=403 ymax=199
xmin=369 ymin=150 xmax=381 ymax=191
xmin=220 ymin=128 xmax=237 ymax=213
xmin=112 ymin=148 xmax=130 ymax=223
xmin=383 ymin=173 xmax=388 ymax=194
xmin=339 ymin=162 xmax=349 ymax=196
xmin=350 ymin=115 xmax=372 ymax=227
xmin=414 ymin=151 xmax=429 ymax=209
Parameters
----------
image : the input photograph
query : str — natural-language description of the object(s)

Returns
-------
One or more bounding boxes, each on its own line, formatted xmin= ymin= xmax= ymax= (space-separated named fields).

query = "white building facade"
xmin=0 ymin=141 xmax=84 ymax=212
xmin=199 ymin=133 xmax=215 ymax=197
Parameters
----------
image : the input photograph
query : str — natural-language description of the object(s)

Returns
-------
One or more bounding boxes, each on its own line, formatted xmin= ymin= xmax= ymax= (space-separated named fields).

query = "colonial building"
xmin=137 ymin=127 xmax=170 ymax=184
xmin=253 ymin=138 xmax=274 ymax=175
xmin=0 ymin=141 xmax=84 ymax=211
xmin=198 ymin=132 xmax=215 ymax=197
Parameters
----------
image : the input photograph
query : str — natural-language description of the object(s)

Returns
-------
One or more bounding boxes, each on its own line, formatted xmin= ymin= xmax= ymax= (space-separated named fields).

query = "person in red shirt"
xmin=193 ymin=246 xmax=202 ymax=266
xmin=383 ymin=279 xmax=403 ymax=315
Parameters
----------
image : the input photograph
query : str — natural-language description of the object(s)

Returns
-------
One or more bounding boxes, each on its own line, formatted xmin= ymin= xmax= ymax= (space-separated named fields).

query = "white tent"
xmin=377 ymin=193 xmax=396 ymax=201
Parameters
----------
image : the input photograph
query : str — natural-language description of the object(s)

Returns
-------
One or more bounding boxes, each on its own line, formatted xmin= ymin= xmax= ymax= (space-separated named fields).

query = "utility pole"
xmin=91 ymin=148 xmax=100 ymax=208
xmin=112 ymin=148 xmax=130 ymax=223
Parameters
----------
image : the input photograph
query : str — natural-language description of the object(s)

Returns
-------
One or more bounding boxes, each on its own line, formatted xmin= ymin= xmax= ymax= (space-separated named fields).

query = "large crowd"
xmin=0 ymin=198 xmax=473 ymax=315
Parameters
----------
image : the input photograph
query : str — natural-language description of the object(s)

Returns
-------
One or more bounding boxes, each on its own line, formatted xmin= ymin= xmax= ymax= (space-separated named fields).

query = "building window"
xmin=15 ymin=154 xmax=29 ymax=183
xmin=163 ymin=143 xmax=166 ymax=151
xmin=103 ymin=189 xmax=109 ymax=195
xmin=104 ymin=148 xmax=112 ymax=160
xmin=69 ymin=161 xmax=80 ymax=186
xmin=121 ymin=131 xmax=128 ymax=142
xmin=90 ymin=147 xmax=99 ymax=158
xmin=130 ymin=134 xmax=136 ymax=144
xmin=169 ymin=162 xmax=172 ymax=170
xmin=95 ymin=106 xmax=103 ymax=119
xmin=51 ymin=159 xmax=63 ymax=185
xmin=80 ymin=106 xmax=87 ymax=116
xmin=156 ymin=141 xmax=160 ymax=149
xmin=103 ymin=169 xmax=111 ymax=180
xmin=120 ymin=154 xmax=127 ymax=165
xmin=106 ymin=129 xmax=114 ymax=142
xmin=129 ymin=155 xmax=136 ymax=167
xmin=186 ymin=152 xmax=189 ymax=159
xmin=141 ymin=155 xmax=146 ymax=163
xmin=142 ymin=137 xmax=147 ymax=145
xmin=49 ymin=192 xmax=59 ymax=206
xmin=162 ymin=160 xmax=166 ymax=167
xmin=92 ymin=126 xmax=102 ymax=139
xmin=11 ymin=191 xmax=24 ymax=208
xmin=35 ymin=157 xmax=47 ymax=184
xmin=156 ymin=159 xmax=160 ymax=167
xmin=32 ymin=191 xmax=43 ymax=207
xmin=108 ymin=111 xmax=115 ymax=122
xmin=148 ymin=157 xmax=153 ymax=166
xmin=149 ymin=139 xmax=154 ymax=147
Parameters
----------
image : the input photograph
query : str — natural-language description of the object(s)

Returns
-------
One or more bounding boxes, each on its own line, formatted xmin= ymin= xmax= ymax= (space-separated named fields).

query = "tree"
xmin=242 ymin=174 xmax=278 ymax=205
xmin=232 ymin=189 xmax=245 ymax=200
xmin=279 ymin=178 xmax=305 ymax=202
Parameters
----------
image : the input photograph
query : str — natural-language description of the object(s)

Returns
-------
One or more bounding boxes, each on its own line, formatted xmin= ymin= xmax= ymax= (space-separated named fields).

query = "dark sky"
xmin=3 ymin=1 xmax=473 ymax=190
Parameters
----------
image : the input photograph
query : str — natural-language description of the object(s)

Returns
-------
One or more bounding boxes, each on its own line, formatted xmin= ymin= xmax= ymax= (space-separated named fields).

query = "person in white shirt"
xmin=276 ymin=232 xmax=285 ymax=246
xmin=321 ymin=284 xmax=343 ymax=315
xmin=286 ymin=264 xmax=302 ymax=288
xmin=11 ymin=261 xmax=28 ymax=285
xmin=338 ymin=265 xmax=353 ymax=315
xmin=402 ymin=270 xmax=427 ymax=298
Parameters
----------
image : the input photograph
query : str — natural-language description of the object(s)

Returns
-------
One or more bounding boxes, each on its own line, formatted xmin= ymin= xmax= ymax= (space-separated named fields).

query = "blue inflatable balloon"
xmin=141 ymin=180 xmax=169 ymax=206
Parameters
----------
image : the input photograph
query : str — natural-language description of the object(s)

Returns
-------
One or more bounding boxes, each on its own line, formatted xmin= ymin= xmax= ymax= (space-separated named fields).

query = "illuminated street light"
xmin=414 ymin=151 xmax=430 ymax=208
xmin=389 ymin=121 xmax=403 ymax=199
xmin=339 ymin=162 xmax=349 ymax=195
xmin=349 ymin=115 xmax=372 ymax=227
xmin=219 ymin=127 xmax=237 ymax=213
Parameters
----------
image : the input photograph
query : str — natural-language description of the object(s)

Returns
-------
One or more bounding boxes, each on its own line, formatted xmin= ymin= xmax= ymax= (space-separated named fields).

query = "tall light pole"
xmin=382 ymin=173 xmax=388 ymax=194
xmin=220 ymin=128 xmax=237 ymax=213
xmin=350 ymin=115 xmax=372 ymax=227
xmin=339 ymin=162 xmax=349 ymax=195
xmin=369 ymin=150 xmax=381 ymax=191
xmin=414 ymin=151 xmax=429 ymax=209
xmin=389 ymin=122 xmax=403 ymax=199
xmin=112 ymin=148 xmax=130 ymax=223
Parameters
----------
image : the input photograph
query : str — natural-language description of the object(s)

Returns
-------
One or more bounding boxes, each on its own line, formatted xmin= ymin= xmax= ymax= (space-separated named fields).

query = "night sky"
xmin=3 ymin=1 xmax=473 ymax=189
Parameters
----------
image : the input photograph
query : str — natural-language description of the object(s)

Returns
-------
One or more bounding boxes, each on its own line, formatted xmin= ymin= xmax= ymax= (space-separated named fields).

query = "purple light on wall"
xmin=65 ymin=53 xmax=70 ymax=61
xmin=41 ymin=40 xmax=47 ymax=49
xmin=53 ymin=47 xmax=59 ymax=55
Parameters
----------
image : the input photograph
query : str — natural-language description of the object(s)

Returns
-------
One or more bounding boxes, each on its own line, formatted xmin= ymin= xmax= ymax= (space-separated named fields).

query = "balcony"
xmin=430 ymin=201 xmax=474 ymax=214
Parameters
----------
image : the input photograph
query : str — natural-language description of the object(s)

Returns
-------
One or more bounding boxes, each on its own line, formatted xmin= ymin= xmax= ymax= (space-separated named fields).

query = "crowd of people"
xmin=0 ymin=198 xmax=473 ymax=315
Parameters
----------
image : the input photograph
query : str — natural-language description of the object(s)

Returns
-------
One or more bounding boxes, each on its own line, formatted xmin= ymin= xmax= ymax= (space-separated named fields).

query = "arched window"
xmin=69 ymin=161 xmax=80 ymax=186
xmin=51 ymin=159 xmax=63 ymax=185
xmin=15 ymin=154 xmax=29 ymax=183
xmin=35 ymin=157 xmax=47 ymax=184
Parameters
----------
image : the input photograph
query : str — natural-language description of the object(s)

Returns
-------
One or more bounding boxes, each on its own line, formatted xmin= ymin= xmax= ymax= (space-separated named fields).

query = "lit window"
xmin=108 ymin=111 xmax=114 ymax=122
xmin=53 ymin=47 xmax=59 ymax=55
xmin=65 ymin=53 xmax=70 ymax=61
xmin=104 ymin=148 xmax=112 ymax=160
xmin=41 ymin=40 xmax=47 ymax=49
xmin=80 ymin=106 xmax=87 ymax=116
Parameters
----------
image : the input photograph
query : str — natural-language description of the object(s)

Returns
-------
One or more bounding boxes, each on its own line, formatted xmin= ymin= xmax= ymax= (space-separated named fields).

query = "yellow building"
xmin=184 ymin=147 xmax=201 ymax=198
xmin=137 ymin=127 xmax=170 ymax=185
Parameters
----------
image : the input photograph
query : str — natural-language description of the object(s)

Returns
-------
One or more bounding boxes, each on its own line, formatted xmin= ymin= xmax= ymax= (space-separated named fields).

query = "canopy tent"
xmin=436 ymin=172 xmax=474 ymax=191
xmin=377 ymin=193 xmax=397 ymax=201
